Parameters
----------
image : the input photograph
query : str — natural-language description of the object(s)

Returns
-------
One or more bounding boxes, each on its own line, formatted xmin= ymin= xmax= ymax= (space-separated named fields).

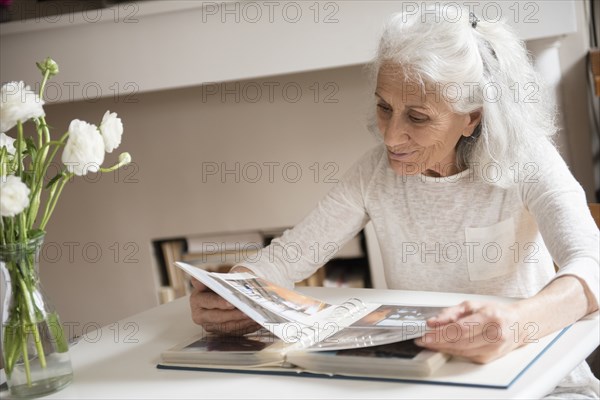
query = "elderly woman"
xmin=190 ymin=5 xmax=599 ymax=398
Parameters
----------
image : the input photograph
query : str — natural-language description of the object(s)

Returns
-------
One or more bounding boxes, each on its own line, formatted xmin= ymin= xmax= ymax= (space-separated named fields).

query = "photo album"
xmin=158 ymin=262 xmax=450 ymax=378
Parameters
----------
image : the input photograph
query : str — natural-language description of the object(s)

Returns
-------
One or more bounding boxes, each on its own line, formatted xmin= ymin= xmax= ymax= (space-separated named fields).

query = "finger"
xmin=415 ymin=329 xmax=488 ymax=351
xmin=427 ymin=340 xmax=507 ymax=364
xmin=191 ymin=306 xmax=245 ymax=326
xmin=190 ymin=277 xmax=208 ymax=291
xmin=429 ymin=301 xmax=481 ymax=326
xmin=416 ymin=311 xmax=503 ymax=351
xmin=417 ymin=319 xmax=517 ymax=364
xmin=192 ymin=291 xmax=235 ymax=310
xmin=194 ymin=308 xmax=250 ymax=325
xmin=203 ymin=316 xmax=261 ymax=333
xmin=190 ymin=297 xmax=238 ymax=325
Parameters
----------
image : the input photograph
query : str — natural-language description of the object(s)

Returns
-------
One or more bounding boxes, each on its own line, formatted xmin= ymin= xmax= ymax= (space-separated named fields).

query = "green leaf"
xmin=20 ymin=169 xmax=35 ymax=186
xmin=45 ymin=172 xmax=64 ymax=189
xmin=28 ymin=229 xmax=45 ymax=242
xmin=24 ymin=137 xmax=37 ymax=159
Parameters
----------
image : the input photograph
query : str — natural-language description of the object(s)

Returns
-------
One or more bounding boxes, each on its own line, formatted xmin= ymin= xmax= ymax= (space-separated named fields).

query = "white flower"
xmin=0 ymin=132 xmax=16 ymax=155
xmin=0 ymin=81 xmax=45 ymax=132
xmin=0 ymin=175 xmax=30 ymax=217
xmin=99 ymin=111 xmax=123 ymax=153
xmin=61 ymin=119 xmax=105 ymax=176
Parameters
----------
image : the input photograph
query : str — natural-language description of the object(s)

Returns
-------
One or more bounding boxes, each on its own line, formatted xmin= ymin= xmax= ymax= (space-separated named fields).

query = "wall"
xmin=0 ymin=1 xmax=577 ymax=102
xmin=1 ymin=0 xmax=596 ymax=334
xmin=37 ymin=65 xmax=378 ymax=332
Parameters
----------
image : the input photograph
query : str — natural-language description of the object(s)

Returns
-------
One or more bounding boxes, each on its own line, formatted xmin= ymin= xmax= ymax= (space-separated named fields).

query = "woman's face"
xmin=375 ymin=65 xmax=481 ymax=177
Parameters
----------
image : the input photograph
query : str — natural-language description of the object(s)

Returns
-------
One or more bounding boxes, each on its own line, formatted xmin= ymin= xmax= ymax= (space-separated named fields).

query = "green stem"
xmin=27 ymin=133 xmax=69 ymax=228
xmin=30 ymin=321 xmax=47 ymax=369
xmin=0 ymin=146 xmax=6 ymax=176
xmin=34 ymin=69 xmax=51 ymax=155
xmin=21 ymin=331 xmax=31 ymax=387
xmin=35 ymin=118 xmax=43 ymax=150
xmin=4 ymin=322 xmax=22 ymax=376
xmin=18 ymin=267 xmax=48 ymax=374
xmin=16 ymin=121 xmax=24 ymax=177
xmin=12 ymin=121 xmax=28 ymax=242
xmin=19 ymin=212 xmax=28 ymax=244
xmin=6 ymin=217 xmax=14 ymax=243
xmin=39 ymin=117 xmax=51 ymax=158
xmin=39 ymin=174 xmax=70 ymax=231
xmin=18 ymin=278 xmax=36 ymax=324
xmin=39 ymin=132 xmax=69 ymax=180
xmin=11 ymin=217 xmax=16 ymax=243
xmin=0 ymin=217 xmax=5 ymax=246
xmin=38 ymin=181 xmax=59 ymax=232
xmin=39 ymin=70 xmax=51 ymax=100
xmin=35 ymin=117 xmax=52 ymax=193
xmin=37 ymin=139 xmax=68 ymax=155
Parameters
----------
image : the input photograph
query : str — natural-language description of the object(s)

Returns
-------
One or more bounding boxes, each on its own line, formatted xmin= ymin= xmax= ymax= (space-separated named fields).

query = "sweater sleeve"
xmin=235 ymin=146 xmax=383 ymax=288
xmin=520 ymin=142 xmax=599 ymax=308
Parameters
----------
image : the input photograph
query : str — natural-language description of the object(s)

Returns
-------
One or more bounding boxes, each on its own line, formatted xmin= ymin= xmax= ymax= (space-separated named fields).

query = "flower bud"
xmin=118 ymin=152 xmax=132 ymax=165
xmin=36 ymin=57 xmax=59 ymax=77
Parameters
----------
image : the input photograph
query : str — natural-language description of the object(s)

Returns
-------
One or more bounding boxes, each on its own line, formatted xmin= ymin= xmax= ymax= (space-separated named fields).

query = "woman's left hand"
xmin=414 ymin=301 xmax=527 ymax=364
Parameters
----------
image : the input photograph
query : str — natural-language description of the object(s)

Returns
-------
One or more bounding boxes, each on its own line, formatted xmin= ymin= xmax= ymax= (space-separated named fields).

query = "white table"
xmin=3 ymin=287 xmax=599 ymax=399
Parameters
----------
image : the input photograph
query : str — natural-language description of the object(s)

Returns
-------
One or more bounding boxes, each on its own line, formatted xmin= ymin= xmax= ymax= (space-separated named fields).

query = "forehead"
xmin=376 ymin=64 xmax=448 ymax=110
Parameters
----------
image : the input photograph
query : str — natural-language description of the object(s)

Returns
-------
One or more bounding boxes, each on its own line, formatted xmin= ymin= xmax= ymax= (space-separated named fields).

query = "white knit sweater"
xmin=238 ymin=143 xmax=600 ymax=397
xmin=240 ymin=144 xmax=598 ymax=306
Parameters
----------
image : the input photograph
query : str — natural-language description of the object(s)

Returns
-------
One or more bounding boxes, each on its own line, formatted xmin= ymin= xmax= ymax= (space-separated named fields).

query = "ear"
xmin=463 ymin=110 xmax=482 ymax=137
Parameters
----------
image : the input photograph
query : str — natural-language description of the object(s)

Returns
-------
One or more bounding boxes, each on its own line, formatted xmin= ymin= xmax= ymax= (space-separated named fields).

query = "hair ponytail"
xmin=464 ymin=16 xmax=557 ymax=186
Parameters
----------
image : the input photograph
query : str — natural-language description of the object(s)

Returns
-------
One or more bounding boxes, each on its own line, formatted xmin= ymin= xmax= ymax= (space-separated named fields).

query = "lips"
xmin=387 ymin=149 xmax=417 ymax=161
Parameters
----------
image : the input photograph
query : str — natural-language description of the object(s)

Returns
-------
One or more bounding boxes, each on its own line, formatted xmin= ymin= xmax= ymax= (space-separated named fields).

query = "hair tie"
xmin=469 ymin=12 xmax=480 ymax=29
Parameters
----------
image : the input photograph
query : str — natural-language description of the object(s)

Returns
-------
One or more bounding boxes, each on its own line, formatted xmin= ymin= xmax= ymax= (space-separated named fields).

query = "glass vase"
xmin=0 ymin=235 xmax=73 ymax=398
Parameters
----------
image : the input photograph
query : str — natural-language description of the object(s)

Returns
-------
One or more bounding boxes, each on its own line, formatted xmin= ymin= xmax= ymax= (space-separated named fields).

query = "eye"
xmin=408 ymin=113 xmax=428 ymax=123
xmin=377 ymin=103 xmax=392 ymax=114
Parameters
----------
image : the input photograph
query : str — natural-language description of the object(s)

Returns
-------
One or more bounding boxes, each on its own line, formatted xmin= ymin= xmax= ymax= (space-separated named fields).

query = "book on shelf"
xmin=159 ymin=262 xmax=450 ymax=378
xmin=182 ymin=248 xmax=262 ymax=267
xmin=185 ymin=231 xmax=264 ymax=254
xmin=160 ymin=240 xmax=189 ymax=298
xmin=182 ymin=231 xmax=264 ymax=273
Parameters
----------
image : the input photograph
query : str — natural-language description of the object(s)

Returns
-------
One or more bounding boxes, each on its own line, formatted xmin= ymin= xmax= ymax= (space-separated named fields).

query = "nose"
xmin=383 ymin=117 xmax=410 ymax=148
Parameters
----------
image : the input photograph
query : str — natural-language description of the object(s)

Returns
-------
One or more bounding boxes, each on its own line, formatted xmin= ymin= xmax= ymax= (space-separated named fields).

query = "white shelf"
xmin=0 ymin=1 xmax=577 ymax=103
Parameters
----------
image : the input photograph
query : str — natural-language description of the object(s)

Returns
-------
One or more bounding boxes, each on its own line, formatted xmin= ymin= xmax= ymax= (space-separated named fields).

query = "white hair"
xmin=367 ymin=4 xmax=557 ymax=187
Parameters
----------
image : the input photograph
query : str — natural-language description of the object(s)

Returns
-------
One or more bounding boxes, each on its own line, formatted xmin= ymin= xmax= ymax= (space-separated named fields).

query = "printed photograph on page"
xmin=212 ymin=273 xmax=334 ymax=324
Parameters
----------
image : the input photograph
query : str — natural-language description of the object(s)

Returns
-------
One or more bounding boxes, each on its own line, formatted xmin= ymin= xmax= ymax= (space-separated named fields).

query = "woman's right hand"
xmin=189 ymin=277 xmax=261 ymax=335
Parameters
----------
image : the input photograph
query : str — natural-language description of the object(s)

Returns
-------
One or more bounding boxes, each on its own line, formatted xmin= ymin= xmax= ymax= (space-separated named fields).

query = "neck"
xmin=423 ymin=163 xmax=463 ymax=177
xmin=422 ymin=149 xmax=464 ymax=177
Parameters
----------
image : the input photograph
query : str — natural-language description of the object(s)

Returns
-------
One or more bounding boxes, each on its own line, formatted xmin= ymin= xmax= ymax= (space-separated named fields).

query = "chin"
xmin=387 ymin=157 xmax=424 ymax=176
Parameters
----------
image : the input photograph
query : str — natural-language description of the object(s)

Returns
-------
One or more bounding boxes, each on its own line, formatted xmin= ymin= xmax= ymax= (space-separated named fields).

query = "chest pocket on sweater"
xmin=464 ymin=217 xmax=517 ymax=281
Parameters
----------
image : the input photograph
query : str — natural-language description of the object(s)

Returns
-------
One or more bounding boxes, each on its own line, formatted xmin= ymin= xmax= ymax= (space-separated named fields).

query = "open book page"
xmin=304 ymin=304 xmax=445 ymax=351
xmin=176 ymin=262 xmax=290 ymax=326
xmin=160 ymin=331 xmax=448 ymax=377
xmin=175 ymin=262 xmax=444 ymax=351
xmin=211 ymin=272 xmax=334 ymax=325
xmin=175 ymin=262 xmax=339 ymax=342
xmin=161 ymin=330 xmax=287 ymax=368
xmin=159 ymin=328 xmax=566 ymax=386
xmin=287 ymin=339 xmax=449 ymax=377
